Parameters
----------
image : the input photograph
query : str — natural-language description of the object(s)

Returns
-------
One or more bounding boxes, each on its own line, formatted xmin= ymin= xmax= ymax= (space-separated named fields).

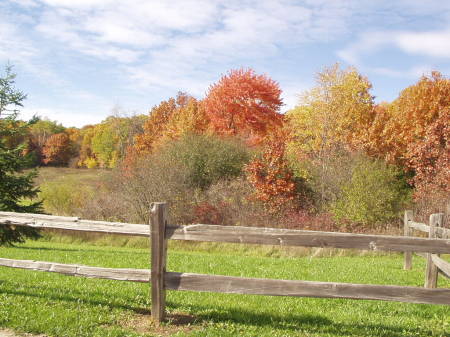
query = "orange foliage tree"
xmin=244 ymin=134 xmax=298 ymax=214
xmin=133 ymin=92 xmax=207 ymax=156
xmin=42 ymin=132 xmax=73 ymax=166
xmin=364 ymin=72 xmax=449 ymax=208
xmin=380 ymin=72 xmax=450 ymax=165
xmin=407 ymin=106 xmax=449 ymax=201
xmin=203 ymin=68 xmax=283 ymax=143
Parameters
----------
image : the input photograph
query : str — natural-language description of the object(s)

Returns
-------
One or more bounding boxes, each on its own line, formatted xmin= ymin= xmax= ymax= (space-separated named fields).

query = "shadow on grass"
xmin=5 ymin=245 xmax=148 ymax=256
xmin=0 ymin=281 xmax=439 ymax=337
xmin=167 ymin=301 xmax=439 ymax=337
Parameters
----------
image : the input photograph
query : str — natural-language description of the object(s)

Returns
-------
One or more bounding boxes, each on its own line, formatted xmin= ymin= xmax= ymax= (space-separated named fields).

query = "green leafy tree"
xmin=0 ymin=65 xmax=42 ymax=245
xmin=331 ymin=156 xmax=411 ymax=226
xmin=160 ymin=133 xmax=250 ymax=190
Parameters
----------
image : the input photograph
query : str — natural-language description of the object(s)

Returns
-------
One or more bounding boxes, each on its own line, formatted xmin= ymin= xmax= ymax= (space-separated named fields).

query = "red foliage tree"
xmin=42 ymin=132 xmax=73 ymax=166
xmin=244 ymin=135 xmax=297 ymax=214
xmin=203 ymin=68 xmax=283 ymax=143
xmin=407 ymin=106 xmax=449 ymax=202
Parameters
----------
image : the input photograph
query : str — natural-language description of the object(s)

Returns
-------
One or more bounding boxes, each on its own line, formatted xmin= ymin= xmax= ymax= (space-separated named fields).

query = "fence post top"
xmin=150 ymin=202 xmax=167 ymax=213
xmin=429 ymin=213 xmax=444 ymax=226
xmin=404 ymin=210 xmax=413 ymax=221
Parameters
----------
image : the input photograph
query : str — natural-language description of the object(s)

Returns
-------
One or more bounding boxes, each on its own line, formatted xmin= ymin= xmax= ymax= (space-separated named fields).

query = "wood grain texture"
xmin=150 ymin=202 xmax=168 ymax=324
xmin=409 ymin=221 xmax=450 ymax=237
xmin=167 ymin=224 xmax=450 ymax=254
xmin=431 ymin=255 xmax=450 ymax=279
xmin=0 ymin=257 xmax=150 ymax=282
xmin=404 ymin=210 xmax=413 ymax=270
xmin=165 ymin=272 xmax=450 ymax=305
xmin=1 ymin=212 xmax=450 ymax=253
xmin=0 ymin=212 xmax=149 ymax=237
xmin=1 ymin=257 xmax=449 ymax=306
xmin=425 ymin=214 xmax=443 ymax=288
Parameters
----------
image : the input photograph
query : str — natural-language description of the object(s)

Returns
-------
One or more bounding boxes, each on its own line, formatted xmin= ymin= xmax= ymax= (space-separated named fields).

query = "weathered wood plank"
xmin=165 ymin=272 xmax=450 ymax=305
xmin=404 ymin=210 xmax=413 ymax=270
xmin=409 ymin=221 xmax=429 ymax=233
xmin=0 ymin=257 xmax=150 ymax=282
xmin=150 ymin=202 xmax=168 ymax=324
xmin=425 ymin=214 xmax=443 ymax=288
xmin=1 ymin=257 xmax=449 ymax=305
xmin=409 ymin=221 xmax=450 ymax=237
xmin=0 ymin=215 xmax=149 ymax=237
xmin=2 ymin=212 xmax=450 ymax=254
xmin=167 ymin=225 xmax=450 ymax=254
xmin=0 ymin=212 xmax=79 ymax=222
xmin=431 ymin=255 xmax=450 ymax=279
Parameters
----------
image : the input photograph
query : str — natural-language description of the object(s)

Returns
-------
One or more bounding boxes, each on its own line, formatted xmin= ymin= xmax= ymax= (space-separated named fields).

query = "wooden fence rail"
xmin=0 ymin=257 xmax=449 ymax=305
xmin=403 ymin=210 xmax=450 ymax=289
xmin=2 ymin=212 xmax=450 ymax=253
xmin=1 ymin=206 xmax=450 ymax=324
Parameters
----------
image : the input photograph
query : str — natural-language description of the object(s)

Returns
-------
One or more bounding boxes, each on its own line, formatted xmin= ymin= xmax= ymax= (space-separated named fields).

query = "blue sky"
xmin=1 ymin=0 xmax=450 ymax=127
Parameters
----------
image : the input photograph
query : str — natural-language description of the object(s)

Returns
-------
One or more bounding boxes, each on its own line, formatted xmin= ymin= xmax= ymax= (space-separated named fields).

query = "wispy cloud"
xmin=338 ymin=28 xmax=450 ymax=78
xmin=2 ymin=0 xmax=450 ymax=125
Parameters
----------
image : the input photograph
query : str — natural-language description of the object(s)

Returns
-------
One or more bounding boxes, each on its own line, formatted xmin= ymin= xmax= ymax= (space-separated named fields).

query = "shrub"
xmin=84 ymin=157 xmax=98 ymax=169
xmin=115 ymin=152 xmax=194 ymax=224
xmin=160 ymin=133 xmax=250 ymax=190
xmin=39 ymin=179 xmax=95 ymax=216
xmin=196 ymin=178 xmax=278 ymax=227
xmin=193 ymin=201 xmax=227 ymax=225
xmin=331 ymin=156 xmax=411 ymax=226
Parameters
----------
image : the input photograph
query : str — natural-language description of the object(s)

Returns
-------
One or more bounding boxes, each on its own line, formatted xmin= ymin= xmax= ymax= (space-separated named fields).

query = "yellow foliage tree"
xmin=132 ymin=92 xmax=208 ymax=156
xmin=286 ymin=64 xmax=374 ymax=204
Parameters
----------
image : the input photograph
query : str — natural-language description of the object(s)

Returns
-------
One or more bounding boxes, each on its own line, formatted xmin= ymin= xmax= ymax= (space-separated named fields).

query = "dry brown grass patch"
xmin=120 ymin=312 xmax=200 ymax=336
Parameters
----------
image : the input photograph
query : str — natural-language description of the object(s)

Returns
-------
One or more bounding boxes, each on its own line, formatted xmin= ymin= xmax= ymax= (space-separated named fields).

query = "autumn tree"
xmin=407 ymin=106 xmax=449 ymax=203
xmin=42 ymin=132 xmax=74 ymax=166
xmin=203 ymin=68 xmax=283 ymax=143
xmin=245 ymin=134 xmax=299 ymax=214
xmin=28 ymin=118 xmax=65 ymax=163
xmin=378 ymin=72 xmax=450 ymax=164
xmin=133 ymin=92 xmax=207 ymax=156
xmin=162 ymin=97 xmax=208 ymax=142
xmin=286 ymin=64 xmax=374 ymax=205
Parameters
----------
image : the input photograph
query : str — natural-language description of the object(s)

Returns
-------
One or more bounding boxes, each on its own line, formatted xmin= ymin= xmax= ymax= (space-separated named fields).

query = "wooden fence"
xmin=1 ymin=204 xmax=449 ymax=324
xmin=403 ymin=210 xmax=450 ymax=288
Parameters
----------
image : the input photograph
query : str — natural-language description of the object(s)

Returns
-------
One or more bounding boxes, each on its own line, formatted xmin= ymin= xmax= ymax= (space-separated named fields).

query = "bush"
xmin=160 ymin=133 xmax=250 ymax=189
xmin=331 ymin=156 xmax=411 ymax=226
xmin=39 ymin=179 xmax=95 ymax=216
xmin=195 ymin=178 xmax=279 ymax=227
xmin=115 ymin=152 xmax=194 ymax=224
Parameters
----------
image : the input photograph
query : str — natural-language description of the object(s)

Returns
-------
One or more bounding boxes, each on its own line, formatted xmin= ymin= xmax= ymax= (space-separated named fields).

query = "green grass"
xmin=33 ymin=167 xmax=111 ymax=187
xmin=0 ymin=239 xmax=449 ymax=337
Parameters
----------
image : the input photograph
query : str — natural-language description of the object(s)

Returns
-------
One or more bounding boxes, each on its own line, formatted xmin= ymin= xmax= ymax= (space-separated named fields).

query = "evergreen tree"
xmin=0 ymin=65 xmax=42 ymax=245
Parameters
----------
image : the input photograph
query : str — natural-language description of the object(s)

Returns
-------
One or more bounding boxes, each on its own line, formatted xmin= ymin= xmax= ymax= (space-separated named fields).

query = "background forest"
xmin=5 ymin=64 xmax=449 ymax=232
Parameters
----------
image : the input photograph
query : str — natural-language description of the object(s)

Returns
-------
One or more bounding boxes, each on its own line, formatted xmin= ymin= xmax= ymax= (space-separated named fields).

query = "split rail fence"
xmin=403 ymin=211 xmax=450 ymax=288
xmin=0 ymin=203 xmax=449 ymax=324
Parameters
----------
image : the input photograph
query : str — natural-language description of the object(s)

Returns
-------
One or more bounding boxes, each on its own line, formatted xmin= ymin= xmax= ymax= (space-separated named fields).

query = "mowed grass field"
xmin=33 ymin=167 xmax=112 ymax=187
xmin=0 ymin=239 xmax=449 ymax=337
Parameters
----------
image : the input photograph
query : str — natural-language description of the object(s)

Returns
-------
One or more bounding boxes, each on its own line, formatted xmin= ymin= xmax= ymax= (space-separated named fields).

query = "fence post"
xmin=403 ymin=210 xmax=413 ymax=270
xmin=150 ymin=202 xmax=168 ymax=324
xmin=424 ymin=213 xmax=443 ymax=288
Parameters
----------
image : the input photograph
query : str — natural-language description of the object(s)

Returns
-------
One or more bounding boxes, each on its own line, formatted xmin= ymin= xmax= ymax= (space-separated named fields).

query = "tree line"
xmin=1 ymin=64 xmax=449 ymax=244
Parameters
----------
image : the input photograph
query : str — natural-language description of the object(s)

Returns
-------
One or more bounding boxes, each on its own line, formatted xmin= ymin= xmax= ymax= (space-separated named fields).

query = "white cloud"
xmin=338 ymin=28 xmax=450 ymax=78
xmin=4 ymin=0 xmax=450 ymax=126
xmin=395 ymin=30 xmax=450 ymax=58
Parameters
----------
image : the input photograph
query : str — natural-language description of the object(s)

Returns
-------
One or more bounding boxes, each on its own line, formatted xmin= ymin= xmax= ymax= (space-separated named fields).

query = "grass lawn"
xmin=33 ymin=167 xmax=112 ymax=187
xmin=0 ymin=239 xmax=449 ymax=337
